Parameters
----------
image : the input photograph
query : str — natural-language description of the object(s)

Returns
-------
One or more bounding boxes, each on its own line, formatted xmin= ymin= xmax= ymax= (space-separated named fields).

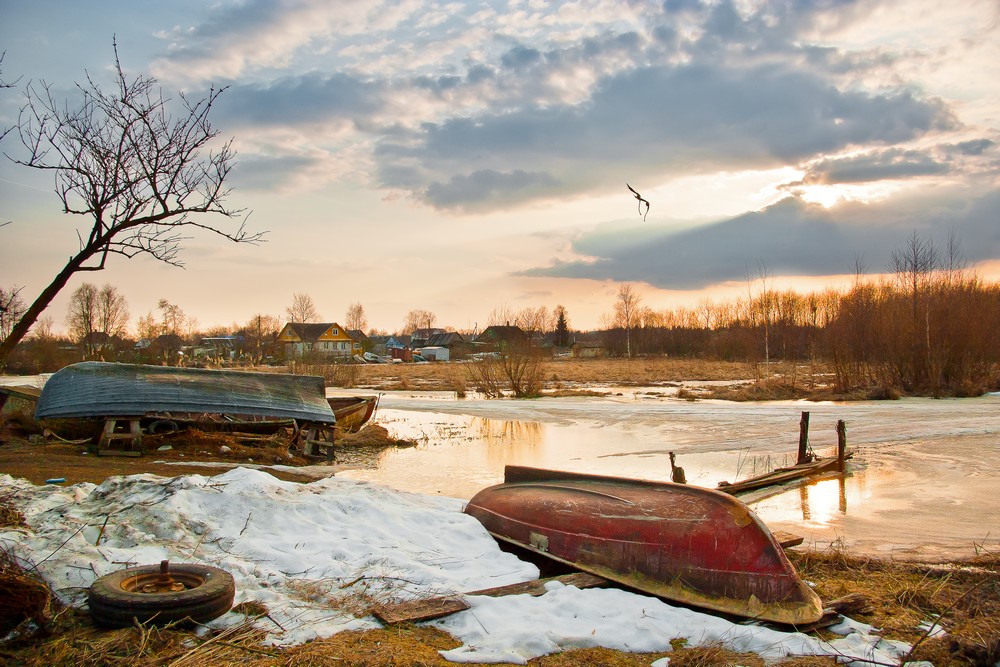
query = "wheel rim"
xmin=119 ymin=560 xmax=205 ymax=594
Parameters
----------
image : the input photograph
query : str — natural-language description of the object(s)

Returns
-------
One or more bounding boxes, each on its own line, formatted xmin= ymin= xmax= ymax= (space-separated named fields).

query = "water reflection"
xmin=338 ymin=395 xmax=1000 ymax=559
xmin=797 ymin=477 xmax=847 ymax=524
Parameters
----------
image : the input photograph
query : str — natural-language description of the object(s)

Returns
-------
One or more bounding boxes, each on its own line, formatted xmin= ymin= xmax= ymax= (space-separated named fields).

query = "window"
xmin=330 ymin=328 xmax=338 ymax=336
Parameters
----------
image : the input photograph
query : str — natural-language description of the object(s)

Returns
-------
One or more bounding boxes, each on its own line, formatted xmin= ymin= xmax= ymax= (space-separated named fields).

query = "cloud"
xmin=216 ymin=72 xmax=383 ymax=126
xmin=424 ymin=169 xmax=562 ymax=211
xmin=150 ymin=0 xmax=401 ymax=84
xmin=229 ymin=154 xmax=325 ymax=191
xmin=521 ymin=188 xmax=1000 ymax=290
xmin=143 ymin=0 xmax=973 ymax=216
xmin=797 ymin=148 xmax=949 ymax=185
xmin=376 ymin=61 xmax=955 ymax=211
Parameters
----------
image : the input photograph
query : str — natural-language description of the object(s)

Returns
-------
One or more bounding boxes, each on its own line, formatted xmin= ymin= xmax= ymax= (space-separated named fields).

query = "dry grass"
xmin=308 ymin=358 xmax=837 ymax=394
xmin=338 ymin=424 xmax=415 ymax=448
xmin=0 ymin=547 xmax=54 ymax=641
xmin=143 ymin=429 xmax=307 ymax=466
xmin=787 ymin=548 xmax=1000 ymax=666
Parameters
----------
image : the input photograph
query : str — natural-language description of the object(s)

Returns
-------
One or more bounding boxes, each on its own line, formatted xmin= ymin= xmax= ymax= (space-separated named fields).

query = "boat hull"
xmin=327 ymin=396 xmax=378 ymax=433
xmin=464 ymin=466 xmax=823 ymax=625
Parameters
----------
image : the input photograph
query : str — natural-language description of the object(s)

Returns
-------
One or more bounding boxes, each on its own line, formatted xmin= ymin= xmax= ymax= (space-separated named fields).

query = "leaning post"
xmin=836 ymin=420 xmax=847 ymax=472
xmin=797 ymin=411 xmax=811 ymax=464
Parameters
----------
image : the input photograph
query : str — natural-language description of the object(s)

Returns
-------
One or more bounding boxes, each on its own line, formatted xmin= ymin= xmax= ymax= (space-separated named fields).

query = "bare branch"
xmin=0 ymin=41 xmax=265 ymax=368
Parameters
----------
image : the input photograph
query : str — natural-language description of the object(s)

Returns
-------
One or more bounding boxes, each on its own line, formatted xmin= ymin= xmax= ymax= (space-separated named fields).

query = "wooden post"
xmin=836 ymin=419 xmax=847 ymax=472
xmin=797 ymin=411 xmax=811 ymax=464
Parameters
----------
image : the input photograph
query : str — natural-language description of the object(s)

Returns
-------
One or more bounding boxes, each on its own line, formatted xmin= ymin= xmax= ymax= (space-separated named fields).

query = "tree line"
xmin=602 ymin=234 xmax=999 ymax=396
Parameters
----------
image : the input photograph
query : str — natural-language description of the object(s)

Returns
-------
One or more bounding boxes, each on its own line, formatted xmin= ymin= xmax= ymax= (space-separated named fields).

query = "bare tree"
xmin=404 ymin=309 xmax=436 ymax=335
xmin=487 ymin=304 xmax=516 ymax=327
xmin=158 ymin=299 xmax=187 ymax=336
xmin=241 ymin=313 xmax=280 ymax=363
xmin=470 ymin=338 xmax=543 ymax=398
xmin=286 ymin=293 xmax=320 ymax=323
xmin=344 ymin=302 xmax=367 ymax=332
xmin=614 ymin=284 xmax=641 ymax=357
xmin=65 ymin=283 xmax=99 ymax=345
xmin=97 ymin=284 xmax=129 ymax=338
xmin=0 ymin=286 xmax=26 ymax=341
xmin=136 ymin=311 xmax=159 ymax=340
xmin=66 ymin=282 xmax=129 ymax=357
xmin=0 ymin=42 xmax=262 ymax=368
xmin=0 ymin=51 xmax=19 ymax=144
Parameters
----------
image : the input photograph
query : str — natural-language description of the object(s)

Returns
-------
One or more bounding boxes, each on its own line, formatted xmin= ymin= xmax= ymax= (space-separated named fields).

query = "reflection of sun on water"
xmin=798 ymin=478 xmax=846 ymax=527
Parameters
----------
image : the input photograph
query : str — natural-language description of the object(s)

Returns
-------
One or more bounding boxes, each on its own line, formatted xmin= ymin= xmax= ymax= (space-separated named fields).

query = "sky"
xmin=1 ymin=0 xmax=999 ymax=335
xmin=2 ymin=466 xmax=921 ymax=664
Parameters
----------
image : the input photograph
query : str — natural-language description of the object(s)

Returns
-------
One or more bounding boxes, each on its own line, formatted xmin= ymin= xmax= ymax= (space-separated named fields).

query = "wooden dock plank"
xmin=372 ymin=595 xmax=469 ymax=625
xmin=771 ymin=530 xmax=805 ymax=549
xmin=716 ymin=456 xmax=843 ymax=495
xmin=372 ymin=571 xmax=609 ymax=625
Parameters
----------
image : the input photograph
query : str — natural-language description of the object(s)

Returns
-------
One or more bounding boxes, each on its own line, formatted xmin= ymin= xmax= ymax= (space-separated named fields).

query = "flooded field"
xmin=337 ymin=389 xmax=1000 ymax=561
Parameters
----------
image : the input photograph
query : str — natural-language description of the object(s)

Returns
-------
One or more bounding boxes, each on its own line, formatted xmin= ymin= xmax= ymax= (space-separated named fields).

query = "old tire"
xmin=88 ymin=563 xmax=235 ymax=628
xmin=147 ymin=419 xmax=180 ymax=434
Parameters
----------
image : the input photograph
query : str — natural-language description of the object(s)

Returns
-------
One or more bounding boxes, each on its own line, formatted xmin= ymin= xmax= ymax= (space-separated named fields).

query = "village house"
xmin=346 ymin=330 xmax=371 ymax=352
xmin=276 ymin=322 xmax=362 ymax=360
xmin=416 ymin=331 xmax=471 ymax=360
xmin=571 ymin=339 xmax=606 ymax=358
xmin=368 ymin=334 xmax=412 ymax=358
xmin=475 ymin=325 xmax=528 ymax=351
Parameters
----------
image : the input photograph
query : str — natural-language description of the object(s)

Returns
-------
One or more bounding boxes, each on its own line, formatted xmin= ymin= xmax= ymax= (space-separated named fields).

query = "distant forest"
xmin=601 ymin=238 xmax=999 ymax=396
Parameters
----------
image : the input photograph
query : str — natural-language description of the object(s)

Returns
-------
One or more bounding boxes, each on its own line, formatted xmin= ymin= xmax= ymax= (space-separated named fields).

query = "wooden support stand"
xmin=98 ymin=417 xmax=143 ymax=457
xmin=299 ymin=422 xmax=336 ymax=461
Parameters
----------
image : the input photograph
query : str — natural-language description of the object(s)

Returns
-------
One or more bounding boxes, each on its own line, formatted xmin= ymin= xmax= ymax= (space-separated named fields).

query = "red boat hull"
xmin=465 ymin=466 xmax=822 ymax=625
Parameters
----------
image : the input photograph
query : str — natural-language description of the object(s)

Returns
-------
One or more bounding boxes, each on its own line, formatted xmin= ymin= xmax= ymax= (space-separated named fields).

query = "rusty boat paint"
xmin=464 ymin=465 xmax=823 ymax=625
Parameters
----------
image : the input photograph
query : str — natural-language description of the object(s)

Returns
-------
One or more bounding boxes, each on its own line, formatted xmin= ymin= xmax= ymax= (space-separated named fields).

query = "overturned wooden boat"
xmin=464 ymin=465 xmax=823 ymax=625
xmin=327 ymin=395 xmax=378 ymax=433
xmin=36 ymin=362 xmax=335 ymax=441
xmin=0 ymin=384 xmax=42 ymax=413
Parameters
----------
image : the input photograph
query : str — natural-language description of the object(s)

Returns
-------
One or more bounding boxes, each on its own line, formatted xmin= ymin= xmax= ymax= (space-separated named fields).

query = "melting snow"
xmin=1 ymin=468 xmax=915 ymax=664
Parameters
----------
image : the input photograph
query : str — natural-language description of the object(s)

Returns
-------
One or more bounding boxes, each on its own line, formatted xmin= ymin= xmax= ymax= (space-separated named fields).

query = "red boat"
xmin=464 ymin=466 xmax=823 ymax=625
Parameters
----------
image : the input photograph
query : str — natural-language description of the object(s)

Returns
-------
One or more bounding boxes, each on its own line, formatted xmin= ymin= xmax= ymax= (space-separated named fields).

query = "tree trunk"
xmin=0 ymin=253 xmax=89 ymax=369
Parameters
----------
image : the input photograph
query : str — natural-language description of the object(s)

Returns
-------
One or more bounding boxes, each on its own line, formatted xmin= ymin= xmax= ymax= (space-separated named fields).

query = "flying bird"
xmin=626 ymin=183 xmax=650 ymax=221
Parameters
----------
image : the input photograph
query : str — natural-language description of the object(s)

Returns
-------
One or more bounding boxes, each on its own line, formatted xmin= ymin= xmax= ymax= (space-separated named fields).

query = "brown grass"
xmin=787 ymin=548 xmax=1000 ymax=666
xmin=0 ymin=547 xmax=54 ymax=641
xmin=302 ymin=358 xmax=837 ymax=394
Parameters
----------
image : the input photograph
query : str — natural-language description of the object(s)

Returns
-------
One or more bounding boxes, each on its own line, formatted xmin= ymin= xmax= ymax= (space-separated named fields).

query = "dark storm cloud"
xmin=521 ymin=189 xmax=1000 ymax=289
